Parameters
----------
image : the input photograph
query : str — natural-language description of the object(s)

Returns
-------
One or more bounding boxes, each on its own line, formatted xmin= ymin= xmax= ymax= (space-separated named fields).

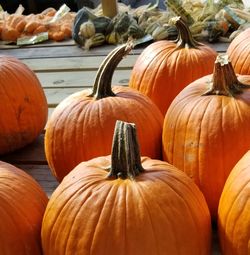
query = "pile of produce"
xmin=0 ymin=4 xmax=76 ymax=45
xmin=73 ymin=0 xmax=250 ymax=49
xmin=1 ymin=0 xmax=250 ymax=48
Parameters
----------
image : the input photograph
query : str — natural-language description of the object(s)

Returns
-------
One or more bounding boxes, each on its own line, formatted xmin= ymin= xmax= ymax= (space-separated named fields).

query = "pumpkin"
xmin=129 ymin=16 xmax=217 ymax=115
xmin=227 ymin=28 xmax=250 ymax=75
xmin=45 ymin=43 xmax=164 ymax=182
xmin=0 ymin=161 xmax=48 ymax=255
xmin=162 ymin=54 xmax=250 ymax=219
xmin=218 ymin=151 xmax=250 ymax=255
xmin=42 ymin=120 xmax=211 ymax=255
xmin=0 ymin=56 xmax=48 ymax=155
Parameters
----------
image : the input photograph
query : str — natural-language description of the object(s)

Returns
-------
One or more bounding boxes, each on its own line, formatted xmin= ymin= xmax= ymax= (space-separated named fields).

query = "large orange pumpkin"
xmin=218 ymin=151 xmax=250 ymax=255
xmin=0 ymin=161 xmax=48 ymax=255
xmin=162 ymin=54 xmax=250 ymax=219
xmin=45 ymin=43 xmax=164 ymax=182
xmin=42 ymin=120 xmax=211 ymax=255
xmin=227 ymin=28 xmax=250 ymax=75
xmin=0 ymin=55 xmax=48 ymax=155
xmin=129 ymin=17 xmax=217 ymax=115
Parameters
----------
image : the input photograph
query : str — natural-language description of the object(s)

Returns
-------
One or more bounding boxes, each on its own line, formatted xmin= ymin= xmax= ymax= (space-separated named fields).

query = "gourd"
xmin=79 ymin=20 xmax=96 ymax=39
xmin=129 ymin=16 xmax=217 ymax=115
xmin=42 ymin=120 xmax=211 ymax=255
xmin=227 ymin=28 xmax=250 ymax=75
xmin=0 ymin=56 xmax=48 ymax=155
xmin=162 ymin=54 xmax=250 ymax=219
xmin=218 ymin=151 xmax=250 ymax=255
xmin=72 ymin=7 xmax=112 ymax=46
xmin=0 ymin=161 xmax=48 ymax=255
xmin=45 ymin=43 xmax=163 ymax=182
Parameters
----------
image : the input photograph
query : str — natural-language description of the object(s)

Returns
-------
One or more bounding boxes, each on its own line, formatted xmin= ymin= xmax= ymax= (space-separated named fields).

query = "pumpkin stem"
xmin=90 ymin=42 xmax=133 ymax=100
xmin=108 ymin=120 xmax=144 ymax=179
xmin=170 ymin=16 xmax=202 ymax=50
xmin=203 ymin=54 xmax=250 ymax=96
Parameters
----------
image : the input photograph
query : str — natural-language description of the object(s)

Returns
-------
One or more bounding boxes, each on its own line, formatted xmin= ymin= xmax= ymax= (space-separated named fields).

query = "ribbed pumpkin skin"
xmin=41 ymin=156 xmax=211 ymax=255
xmin=0 ymin=161 xmax=48 ymax=255
xmin=45 ymin=86 xmax=163 ymax=182
xmin=227 ymin=28 xmax=250 ymax=75
xmin=218 ymin=151 xmax=250 ymax=255
xmin=0 ymin=56 xmax=48 ymax=155
xmin=129 ymin=40 xmax=217 ymax=114
xmin=162 ymin=75 xmax=250 ymax=219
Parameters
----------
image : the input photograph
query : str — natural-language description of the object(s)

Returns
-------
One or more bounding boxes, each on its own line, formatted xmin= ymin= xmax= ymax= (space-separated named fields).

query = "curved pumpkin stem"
xmin=90 ymin=42 xmax=133 ymax=100
xmin=170 ymin=16 xmax=202 ymax=50
xmin=108 ymin=120 xmax=144 ymax=179
xmin=203 ymin=54 xmax=250 ymax=97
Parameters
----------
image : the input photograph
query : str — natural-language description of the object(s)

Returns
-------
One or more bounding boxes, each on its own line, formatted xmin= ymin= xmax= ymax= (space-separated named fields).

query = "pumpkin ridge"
xmin=130 ymin=44 xmax=174 ymax=95
xmin=152 ymin=174 xmax=208 ymax=254
xmin=51 ymin=178 xmax=112 ymax=253
xmin=135 ymin=180 xmax=166 ymax=255
xmin=77 ymin=183 xmax=116 ymax=254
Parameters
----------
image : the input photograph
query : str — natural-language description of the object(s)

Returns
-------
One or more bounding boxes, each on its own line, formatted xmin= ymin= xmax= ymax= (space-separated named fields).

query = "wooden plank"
xmin=0 ymin=135 xmax=46 ymax=164
xmin=15 ymin=164 xmax=59 ymax=198
xmin=1 ymin=41 xmax=229 ymax=59
xmin=22 ymin=55 xmax=138 ymax=72
xmin=37 ymin=70 xmax=131 ymax=88
xmin=0 ymin=39 xmax=76 ymax=49
xmin=1 ymin=44 xmax=144 ymax=59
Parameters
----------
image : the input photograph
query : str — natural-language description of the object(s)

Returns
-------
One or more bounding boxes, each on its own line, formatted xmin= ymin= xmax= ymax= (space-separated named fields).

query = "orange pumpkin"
xmin=42 ymin=120 xmax=211 ymax=255
xmin=162 ymin=54 xmax=250 ymax=219
xmin=0 ymin=56 xmax=48 ymax=155
xmin=45 ymin=44 xmax=164 ymax=182
xmin=218 ymin=151 xmax=250 ymax=255
xmin=227 ymin=28 xmax=250 ymax=75
xmin=129 ymin=17 xmax=217 ymax=115
xmin=0 ymin=161 xmax=48 ymax=255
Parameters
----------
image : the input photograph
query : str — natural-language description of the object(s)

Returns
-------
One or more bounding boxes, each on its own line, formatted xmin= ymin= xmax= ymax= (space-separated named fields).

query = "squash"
xmin=72 ymin=7 xmax=96 ymax=46
xmin=42 ymin=120 xmax=211 ymax=255
xmin=45 ymin=43 xmax=164 ymax=182
xmin=162 ymin=54 xmax=250 ymax=219
xmin=129 ymin=16 xmax=217 ymax=115
xmin=0 ymin=161 xmax=48 ymax=255
xmin=0 ymin=56 xmax=48 ymax=155
xmin=218 ymin=151 xmax=250 ymax=255
xmin=227 ymin=28 xmax=250 ymax=75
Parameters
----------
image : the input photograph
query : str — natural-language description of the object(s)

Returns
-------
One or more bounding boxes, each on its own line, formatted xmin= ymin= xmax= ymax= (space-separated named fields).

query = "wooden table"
xmin=0 ymin=39 xmax=229 ymax=254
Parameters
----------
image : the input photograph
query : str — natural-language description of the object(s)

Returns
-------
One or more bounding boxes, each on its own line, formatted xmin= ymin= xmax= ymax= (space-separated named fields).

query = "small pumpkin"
xmin=218 ymin=151 xmax=250 ymax=255
xmin=0 ymin=56 xmax=48 ymax=155
xmin=129 ymin=16 xmax=217 ymax=115
xmin=42 ymin=120 xmax=211 ymax=255
xmin=45 ymin=43 xmax=164 ymax=182
xmin=0 ymin=161 xmax=48 ymax=255
xmin=227 ymin=28 xmax=250 ymax=75
xmin=162 ymin=54 xmax=250 ymax=219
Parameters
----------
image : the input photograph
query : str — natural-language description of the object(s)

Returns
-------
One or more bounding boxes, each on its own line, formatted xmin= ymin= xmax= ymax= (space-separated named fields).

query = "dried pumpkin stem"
xmin=108 ymin=120 xmax=144 ymax=179
xmin=203 ymin=54 xmax=250 ymax=96
xmin=170 ymin=16 xmax=202 ymax=50
xmin=90 ymin=43 xmax=133 ymax=100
